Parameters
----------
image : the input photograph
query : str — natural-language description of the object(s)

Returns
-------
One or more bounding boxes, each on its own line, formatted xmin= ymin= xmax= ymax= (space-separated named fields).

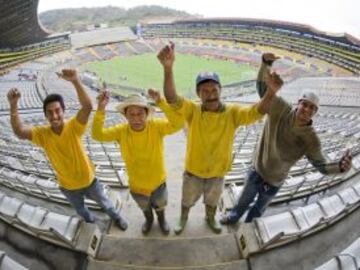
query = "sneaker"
xmin=219 ymin=214 xmax=238 ymax=225
xmin=114 ymin=216 xmax=128 ymax=231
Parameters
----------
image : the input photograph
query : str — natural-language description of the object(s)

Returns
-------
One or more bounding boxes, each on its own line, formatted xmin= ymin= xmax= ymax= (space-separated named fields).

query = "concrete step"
xmin=87 ymin=256 xmax=248 ymax=270
xmin=88 ymin=233 xmax=243 ymax=269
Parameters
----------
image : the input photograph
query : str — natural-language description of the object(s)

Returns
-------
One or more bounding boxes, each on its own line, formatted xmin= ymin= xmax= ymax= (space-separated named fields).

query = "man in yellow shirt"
xmin=7 ymin=69 xmax=127 ymax=230
xmin=92 ymin=89 xmax=184 ymax=235
xmin=157 ymin=43 xmax=282 ymax=234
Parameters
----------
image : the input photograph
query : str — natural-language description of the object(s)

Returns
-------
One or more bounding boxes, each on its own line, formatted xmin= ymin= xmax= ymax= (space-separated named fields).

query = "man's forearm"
xmin=163 ymin=67 xmax=177 ymax=104
xmin=256 ymin=63 xmax=271 ymax=98
xmin=256 ymin=89 xmax=276 ymax=114
xmin=10 ymin=105 xmax=27 ymax=139
xmin=73 ymin=80 xmax=93 ymax=110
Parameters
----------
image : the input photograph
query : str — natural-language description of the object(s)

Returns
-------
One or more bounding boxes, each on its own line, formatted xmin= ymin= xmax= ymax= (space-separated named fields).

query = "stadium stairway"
xmin=86 ymin=186 xmax=248 ymax=270
xmin=87 ymin=234 xmax=248 ymax=270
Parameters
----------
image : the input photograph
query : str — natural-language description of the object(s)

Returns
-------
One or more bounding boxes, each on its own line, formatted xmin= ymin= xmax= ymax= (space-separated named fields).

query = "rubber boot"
xmin=205 ymin=205 xmax=222 ymax=234
xmin=174 ymin=206 xmax=190 ymax=235
xmin=156 ymin=209 xmax=170 ymax=235
xmin=142 ymin=208 xmax=154 ymax=234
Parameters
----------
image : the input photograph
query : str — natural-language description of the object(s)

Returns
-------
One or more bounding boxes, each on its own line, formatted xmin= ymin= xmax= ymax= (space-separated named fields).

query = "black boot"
xmin=142 ymin=208 xmax=154 ymax=234
xmin=156 ymin=209 xmax=170 ymax=235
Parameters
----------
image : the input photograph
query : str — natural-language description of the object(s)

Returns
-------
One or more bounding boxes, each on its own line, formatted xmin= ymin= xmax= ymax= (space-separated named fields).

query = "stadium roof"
xmin=160 ymin=17 xmax=360 ymax=47
xmin=0 ymin=0 xmax=49 ymax=48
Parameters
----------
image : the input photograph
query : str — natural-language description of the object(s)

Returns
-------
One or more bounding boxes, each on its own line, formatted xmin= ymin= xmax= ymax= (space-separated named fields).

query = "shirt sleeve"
xmin=155 ymin=98 xmax=185 ymax=136
xmin=305 ymin=133 xmax=342 ymax=174
xmin=31 ymin=126 xmax=46 ymax=147
xmin=268 ymin=96 xmax=292 ymax=118
xmin=92 ymin=110 xmax=123 ymax=142
xmin=232 ymin=104 xmax=264 ymax=127
xmin=69 ymin=117 xmax=87 ymax=136
xmin=169 ymin=95 xmax=196 ymax=123
xmin=256 ymin=62 xmax=271 ymax=98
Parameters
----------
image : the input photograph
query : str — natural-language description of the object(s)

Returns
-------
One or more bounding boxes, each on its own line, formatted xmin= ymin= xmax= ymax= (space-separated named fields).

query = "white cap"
xmin=298 ymin=90 xmax=319 ymax=108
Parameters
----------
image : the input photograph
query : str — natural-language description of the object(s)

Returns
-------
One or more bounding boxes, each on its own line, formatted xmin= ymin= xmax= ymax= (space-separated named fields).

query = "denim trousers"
xmin=227 ymin=168 xmax=280 ymax=223
xmin=60 ymin=178 xmax=121 ymax=223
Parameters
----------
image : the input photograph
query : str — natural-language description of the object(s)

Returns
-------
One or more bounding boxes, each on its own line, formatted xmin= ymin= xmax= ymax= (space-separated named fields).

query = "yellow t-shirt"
xmin=92 ymin=99 xmax=184 ymax=196
xmin=173 ymin=97 xmax=263 ymax=178
xmin=31 ymin=117 xmax=95 ymax=190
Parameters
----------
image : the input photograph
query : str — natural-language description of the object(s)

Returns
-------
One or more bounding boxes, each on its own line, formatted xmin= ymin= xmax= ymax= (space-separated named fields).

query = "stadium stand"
xmin=142 ymin=19 xmax=360 ymax=74
xmin=0 ymin=1 xmax=70 ymax=73
xmin=315 ymin=237 xmax=360 ymax=269
xmin=70 ymin=27 xmax=137 ymax=49
xmin=1 ymin=2 xmax=360 ymax=269
xmin=0 ymin=190 xmax=101 ymax=251
xmin=0 ymin=250 xmax=28 ymax=270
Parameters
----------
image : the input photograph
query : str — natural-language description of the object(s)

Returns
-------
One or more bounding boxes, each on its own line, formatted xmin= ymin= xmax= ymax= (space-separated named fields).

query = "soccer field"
xmin=81 ymin=53 xmax=257 ymax=98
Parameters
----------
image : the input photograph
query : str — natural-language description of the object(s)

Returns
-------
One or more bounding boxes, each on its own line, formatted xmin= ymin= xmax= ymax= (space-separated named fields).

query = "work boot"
xmin=156 ymin=209 xmax=170 ymax=235
xmin=174 ymin=206 xmax=190 ymax=235
xmin=205 ymin=205 xmax=222 ymax=234
xmin=142 ymin=208 xmax=154 ymax=234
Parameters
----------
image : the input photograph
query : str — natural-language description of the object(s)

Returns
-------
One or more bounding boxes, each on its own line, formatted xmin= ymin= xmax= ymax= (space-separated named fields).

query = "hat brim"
xmin=298 ymin=98 xmax=319 ymax=109
xmin=116 ymin=103 xmax=155 ymax=115
xmin=196 ymin=78 xmax=221 ymax=87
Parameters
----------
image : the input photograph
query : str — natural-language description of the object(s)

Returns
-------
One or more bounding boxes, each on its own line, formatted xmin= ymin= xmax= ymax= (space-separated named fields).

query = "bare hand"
xmin=340 ymin=149 xmax=352 ymax=172
xmin=265 ymin=71 xmax=283 ymax=94
xmin=148 ymin=88 xmax=161 ymax=103
xmin=263 ymin=53 xmax=280 ymax=62
xmin=7 ymin=88 xmax=21 ymax=106
xmin=56 ymin=69 xmax=79 ymax=83
xmin=97 ymin=89 xmax=110 ymax=111
xmin=157 ymin=41 xmax=175 ymax=69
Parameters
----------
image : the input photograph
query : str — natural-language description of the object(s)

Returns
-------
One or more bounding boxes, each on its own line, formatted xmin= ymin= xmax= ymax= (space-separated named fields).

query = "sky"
xmin=38 ymin=0 xmax=360 ymax=39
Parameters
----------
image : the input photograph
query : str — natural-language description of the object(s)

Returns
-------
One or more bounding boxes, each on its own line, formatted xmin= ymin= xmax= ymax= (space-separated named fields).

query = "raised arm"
xmin=92 ymin=89 xmax=121 ymax=142
xmin=7 ymin=88 xmax=32 ymax=140
xmin=256 ymin=53 xmax=280 ymax=98
xmin=255 ymin=71 xmax=283 ymax=114
xmin=148 ymin=88 xmax=184 ymax=134
xmin=255 ymin=53 xmax=283 ymax=114
xmin=56 ymin=69 xmax=93 ymax=125
xmin=157 ymin=42 xmax=177 ymax=104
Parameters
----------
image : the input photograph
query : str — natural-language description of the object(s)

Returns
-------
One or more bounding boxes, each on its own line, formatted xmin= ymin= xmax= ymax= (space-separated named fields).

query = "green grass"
xmin=81 ymin=53 xmax=257 ymax=98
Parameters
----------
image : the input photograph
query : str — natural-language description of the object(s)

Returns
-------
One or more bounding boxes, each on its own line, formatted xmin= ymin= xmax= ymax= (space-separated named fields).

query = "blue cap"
xmin=196 ymin=71 xmax=221 ymax=87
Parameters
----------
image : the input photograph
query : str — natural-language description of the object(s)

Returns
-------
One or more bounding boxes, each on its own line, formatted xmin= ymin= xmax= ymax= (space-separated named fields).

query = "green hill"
xmin=39 ymin=5 xmax=192 ymax=32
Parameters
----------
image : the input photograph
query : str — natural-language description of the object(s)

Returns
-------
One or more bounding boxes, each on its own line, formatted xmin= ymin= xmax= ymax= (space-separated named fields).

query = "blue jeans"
xmin=60 ymin=178 xmax=121 ymax=223
xmin=227 ymin=168 xmax=280 ymax=223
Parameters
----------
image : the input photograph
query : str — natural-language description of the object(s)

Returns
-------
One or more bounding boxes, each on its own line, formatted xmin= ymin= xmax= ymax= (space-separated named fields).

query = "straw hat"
xmin=115 ymin=94 xmax=155 ymax=115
